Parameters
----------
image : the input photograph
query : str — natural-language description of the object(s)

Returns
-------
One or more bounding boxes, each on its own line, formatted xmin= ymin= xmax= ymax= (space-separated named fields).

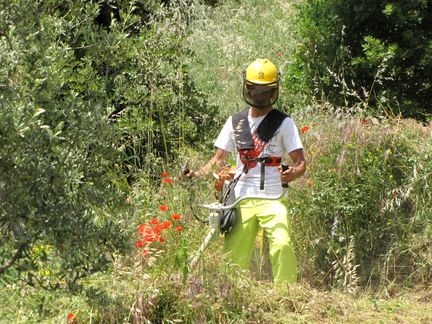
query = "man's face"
xmin=244 ymin=82 xmax=278 ymax=108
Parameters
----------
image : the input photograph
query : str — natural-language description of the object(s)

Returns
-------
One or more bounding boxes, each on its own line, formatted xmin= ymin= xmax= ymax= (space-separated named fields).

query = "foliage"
xmin=290 ymin=0 xmax=432 ymax=120
xmin=0 ymin=0 xmax=131 ymax=287
xmin=1 ymin=0 xmax=432 ymax=322
xmin=0 ymin=0 xmax=218 ymax=287
xmin=185 ymin=0 xmax=298 ymax=116
xmin=289 ymin=111 xmax=432 ymax=289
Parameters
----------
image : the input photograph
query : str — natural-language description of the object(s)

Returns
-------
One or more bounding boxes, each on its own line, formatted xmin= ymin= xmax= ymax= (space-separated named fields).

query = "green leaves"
xmin=0 ymin=0 xmax=220 ymax=288
xmin=288 ymin=115 xmax=432 ymax=288
xmin=0 ymin=0 xmax=129 ymax=286
xmin=291 ymin=0 xmax=432 ymax=120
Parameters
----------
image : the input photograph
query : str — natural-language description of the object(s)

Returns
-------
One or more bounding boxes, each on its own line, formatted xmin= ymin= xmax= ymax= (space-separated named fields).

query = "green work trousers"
xmin=223 ymin=198 xmax=297 ymax=283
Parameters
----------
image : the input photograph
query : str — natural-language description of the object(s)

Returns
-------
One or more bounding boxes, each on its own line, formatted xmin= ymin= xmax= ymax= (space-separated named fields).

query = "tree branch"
xmin=0 ymin=244 xmax=26 ymax=273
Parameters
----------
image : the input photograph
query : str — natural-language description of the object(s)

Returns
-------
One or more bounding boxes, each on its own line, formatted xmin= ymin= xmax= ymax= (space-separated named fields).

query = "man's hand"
xmin=184 ymin=169 xmax=198 ymax=178
xmin=279 ymin=165 xmax=296 ymax=184
xmin=182 ymin=148 xmax=231 ymax=180
xmin=279 ymin=149 xmax=306 ymax=184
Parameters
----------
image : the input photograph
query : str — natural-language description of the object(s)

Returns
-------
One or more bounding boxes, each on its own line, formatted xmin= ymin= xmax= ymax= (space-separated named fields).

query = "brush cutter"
xmin=188 ymin=163 xmax=289 ymax=271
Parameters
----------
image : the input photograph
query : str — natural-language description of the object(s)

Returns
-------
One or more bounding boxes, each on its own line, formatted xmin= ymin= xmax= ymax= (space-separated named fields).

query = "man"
xmin=187 ymin=58 xmax=306 ymax=283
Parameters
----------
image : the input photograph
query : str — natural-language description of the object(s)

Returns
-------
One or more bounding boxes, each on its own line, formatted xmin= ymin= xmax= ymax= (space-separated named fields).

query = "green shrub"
xmin=0 ymin=0 xmax=132 ymax=287
xmin=289 ymin=113 xmax=432 ymax=289
xmin=290 ymin=0 xmax=432 ymax=120
xmin=0 ymin=0 xmax=218 ymax=287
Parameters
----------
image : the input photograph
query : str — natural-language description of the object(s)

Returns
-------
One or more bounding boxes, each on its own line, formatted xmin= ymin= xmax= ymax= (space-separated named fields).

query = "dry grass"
xmin=249 ymin=282 xmax=432 ymax=323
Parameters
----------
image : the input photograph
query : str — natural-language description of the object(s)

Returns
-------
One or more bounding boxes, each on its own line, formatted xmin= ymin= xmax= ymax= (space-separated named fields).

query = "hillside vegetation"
xmin=1 ymin=0 xmax=431 ymax=322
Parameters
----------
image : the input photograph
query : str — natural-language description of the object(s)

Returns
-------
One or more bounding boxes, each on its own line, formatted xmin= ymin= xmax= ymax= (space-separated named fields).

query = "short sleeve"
xmin=282 ymin=118 xmax=303 ymax=153
xmin=214 ymin=116 xmax=236 ymax=152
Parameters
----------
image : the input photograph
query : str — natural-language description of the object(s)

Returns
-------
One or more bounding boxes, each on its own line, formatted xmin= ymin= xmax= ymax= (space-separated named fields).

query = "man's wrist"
xmin=193 ymin=169 xmax=204 ymax=178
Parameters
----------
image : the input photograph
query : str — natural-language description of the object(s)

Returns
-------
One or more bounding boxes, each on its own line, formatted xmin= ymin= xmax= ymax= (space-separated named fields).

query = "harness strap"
xmin=257 ymin=156 xmax=282 ymax=166
xmin=232 ymin=108 xmax=289 ymax=150
xmin=232 ymin=107 xmax=289 ymax=190
xmin=257 ymin=157 xmax=281 ymax=190
xmin=260 ymin=163 xmax=265 ymax=190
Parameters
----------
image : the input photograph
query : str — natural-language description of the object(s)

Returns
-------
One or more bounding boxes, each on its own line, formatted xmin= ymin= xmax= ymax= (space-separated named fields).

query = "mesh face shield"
xmin=243 ymin=80 xmax=279 ymax=108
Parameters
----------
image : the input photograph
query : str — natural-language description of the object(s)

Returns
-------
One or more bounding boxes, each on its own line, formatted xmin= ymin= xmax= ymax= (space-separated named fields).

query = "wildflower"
xmin=142 ymin=249 xmax=149 ymax=255
xmin=159 ymin=205 xmax=169 ymax=211
xmin=162 ymin=178 xmax=173 ymax=184
xmin=144 ymin=236 xmax=156 ymax=243
xmin=153 ymin=224 xmax=164 ymax=233
xmin=360 ymin=118 xmax=369 ymax=125
xmin=161 ymin=171 xmax=169 ymax=178
xmin=136 ymin=240 xmax=144 ymax=248
xmin=142 ymin=228 xmax=154 ymax=238
xmin=171 ymin=213 xmax=181 ymax=220
xmin=67 ymin=313 xmax=77 ymax=324
xmin=159 ymin=237 xmax=166 ymax=243
xmin=276 ymin=51 xmax=283 ymax=57
xmin=162 ymin=220 xmax=172 ymax=229
xmin=150 ymin=218 xmax=159 ymax=225
xmin=138 ymin=224 xmax=147 ymax=233
xmin=175 ymin=226 xmax=183 ymax=232
xmin=300 ymin=126 xmax=310 ymax=134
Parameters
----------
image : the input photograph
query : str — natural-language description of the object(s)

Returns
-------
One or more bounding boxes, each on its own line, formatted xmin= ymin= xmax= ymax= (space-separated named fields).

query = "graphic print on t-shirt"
xmin=261 ymin=129 xmax=281 ymax=156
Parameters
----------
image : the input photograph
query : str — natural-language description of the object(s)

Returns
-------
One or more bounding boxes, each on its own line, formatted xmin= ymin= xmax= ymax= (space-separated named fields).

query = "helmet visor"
xmin=243 ymin=81 xmax=279 ymax=108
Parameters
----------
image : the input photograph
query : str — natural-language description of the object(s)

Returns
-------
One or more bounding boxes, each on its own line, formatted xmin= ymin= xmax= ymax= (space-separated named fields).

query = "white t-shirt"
xmin=214 ymin=109 xmax=303 ymax=198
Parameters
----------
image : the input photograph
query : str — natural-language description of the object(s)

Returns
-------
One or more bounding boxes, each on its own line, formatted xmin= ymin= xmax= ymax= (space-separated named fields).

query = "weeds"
xmin=1 ymin=0 xmax=432 ymax=322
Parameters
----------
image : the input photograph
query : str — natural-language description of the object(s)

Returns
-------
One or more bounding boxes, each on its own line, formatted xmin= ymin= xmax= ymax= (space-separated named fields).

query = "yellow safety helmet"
xmin=243 ymin=59 xmax=280 ymax=108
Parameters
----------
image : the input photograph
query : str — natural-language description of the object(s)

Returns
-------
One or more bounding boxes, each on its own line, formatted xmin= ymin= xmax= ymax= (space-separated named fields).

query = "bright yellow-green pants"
xmin=223 ymin=198 xmax=297 ymax=283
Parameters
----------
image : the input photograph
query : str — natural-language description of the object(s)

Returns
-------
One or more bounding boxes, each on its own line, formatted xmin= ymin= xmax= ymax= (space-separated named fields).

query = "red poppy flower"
xmin=136 ymin=240 xmax=144 ymax=248
xmin=67 ymin=313 xmax=76 ymax=323
xmin=162 ymin=220 xmax=172 ymax=229
xmin=153 ymin=225 xmax=164 ymax=233
xmin=138 ymin=224 xmax=147 ymax=233
xmin=142 ymin=229 xmax=153 ymax=237
xmin=161 ymin=171 xmax=169 ymax=178
xmin=163 ymin=178 xmax=173 ymax=184
xmin=360 ymin=118 xmax=369 ymax=125
xmin=159 ymin=236 xmax=166 ymax=243
xmin=300 ymin=126 xmax=310 ymax=134
xmin=175 ymin=226 xmax=183 ymax=232
xmin=150 ymin=218 xmax=159 ymax=225
xmin=159 ymin=205 xmax=169 ymax=211
xmin=144 ymin=236 xmax=156 ymax=243
xmin=142 ymin=249 xmax=149 ymax=255
xmin=171 ymin=213 xmax=181 ymax=220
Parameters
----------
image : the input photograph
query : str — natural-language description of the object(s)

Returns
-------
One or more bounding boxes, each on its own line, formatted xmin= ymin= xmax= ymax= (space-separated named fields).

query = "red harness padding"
xmin=239 ymin=148 xmax=282 ymax=190
xmin=257 ymin=156 xmax=282 ymax=166
xmin=233 ymin=108 xmax=289 ymax=190
xmin=239 ymin=148 xmax=261 ymax=170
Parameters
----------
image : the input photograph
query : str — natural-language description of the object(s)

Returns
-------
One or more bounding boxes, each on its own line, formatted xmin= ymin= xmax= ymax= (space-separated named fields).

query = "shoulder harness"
xmin=232 ymin=107 xmax=289 ymax=190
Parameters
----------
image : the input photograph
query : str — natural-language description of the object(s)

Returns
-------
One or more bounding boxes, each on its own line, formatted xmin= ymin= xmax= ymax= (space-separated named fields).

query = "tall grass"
xmin=1 ymin=0 xmax=432 ymax=322
xmin=185 ymin=0 xmax=432 ymax=292
xmin=185 ymin=0 xmax=299 ymax=115
xmin=288 ymin=111 xmax=432 ymax=291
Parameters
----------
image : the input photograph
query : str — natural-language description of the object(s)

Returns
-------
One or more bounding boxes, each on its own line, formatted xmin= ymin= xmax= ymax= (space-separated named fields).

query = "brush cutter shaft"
xmin=188 ymin=227 xmax=217 ymax=270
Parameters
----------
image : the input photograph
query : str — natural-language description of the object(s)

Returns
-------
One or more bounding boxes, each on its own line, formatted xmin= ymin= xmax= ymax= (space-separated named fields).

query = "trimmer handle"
xmin=181 ymin=163 xmax=190 ymax=176
xmin=281 ymin=163 xmax=289 ymax=188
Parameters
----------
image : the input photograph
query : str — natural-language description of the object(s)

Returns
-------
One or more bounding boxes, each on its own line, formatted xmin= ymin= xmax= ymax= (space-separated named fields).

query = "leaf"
xmin=32 ymin=108 xmax=46 ymax=119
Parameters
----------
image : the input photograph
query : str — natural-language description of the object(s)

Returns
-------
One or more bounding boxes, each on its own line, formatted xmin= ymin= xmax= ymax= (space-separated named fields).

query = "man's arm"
xmin=280 ymin=148 xmax=306 ymax=184
xmin=187 ymin=148 xmax=231 ymax=178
